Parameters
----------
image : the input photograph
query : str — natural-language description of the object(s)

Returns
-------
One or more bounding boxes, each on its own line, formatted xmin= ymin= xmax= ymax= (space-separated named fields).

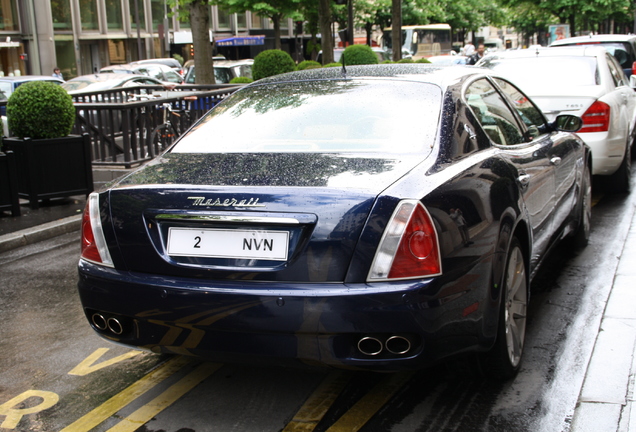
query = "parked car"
xmin=316 ymin=47 xmax=391 ymax=64
xmin=100 ymin=63 xmax=184 ymax=84
xmin=61 ymin=73 xmax=168 ymax=94
xmin=78 ymin=64 xmax=590 ymax=379
xmin=183 ymin=59 xmax=254 ymax=84
xmin=477 ymin=46 xmax=636 ymax=191
xmin=129 ymin=58 xmax=184 ymax=76
xmin=550 ymin=33 xmax=636 ymax=78
xmin=426 ymin=55 xmax=469 ymax=66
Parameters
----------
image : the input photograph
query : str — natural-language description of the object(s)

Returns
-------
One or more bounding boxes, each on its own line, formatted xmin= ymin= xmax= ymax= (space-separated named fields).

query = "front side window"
xmin=465 ymin=79 xmax=525 ymax=146
xmin=493 ymin=78 xmax=546 ymax=132
xmin=172 ymin=80 xmax=442 ymax=154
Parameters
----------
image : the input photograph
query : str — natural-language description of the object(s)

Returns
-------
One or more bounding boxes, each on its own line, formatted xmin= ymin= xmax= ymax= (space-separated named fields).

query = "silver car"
xmin=478 ymin=46 xmax=636 ymax=192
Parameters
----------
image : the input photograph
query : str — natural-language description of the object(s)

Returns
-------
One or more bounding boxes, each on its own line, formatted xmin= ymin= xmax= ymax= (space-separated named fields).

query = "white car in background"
xmin=477 ymin=46 xmax=636 ymax=191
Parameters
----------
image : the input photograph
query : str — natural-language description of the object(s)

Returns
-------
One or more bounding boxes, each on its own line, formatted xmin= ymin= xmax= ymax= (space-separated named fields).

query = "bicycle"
xmin=149 ymin=99 xmax=194 ymax=153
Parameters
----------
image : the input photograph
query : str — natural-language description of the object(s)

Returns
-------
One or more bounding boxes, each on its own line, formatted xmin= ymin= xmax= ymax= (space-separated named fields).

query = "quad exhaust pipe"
xmin=357 ymin=335 xmax=412 ymax=356
xmin=91 ymin=313 xmax=126 ymax=335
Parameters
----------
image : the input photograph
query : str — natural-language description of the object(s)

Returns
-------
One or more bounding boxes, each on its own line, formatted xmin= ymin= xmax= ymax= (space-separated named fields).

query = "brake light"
xmin=632 ymin=61 xmax=636 ymax=77
xmin=80 ymin=192 xmax=114 ymax=267
xmin=579 ymin=101 xmax=610 ymax=133
xmin=367 ymin=200 xmax=442 ymax=281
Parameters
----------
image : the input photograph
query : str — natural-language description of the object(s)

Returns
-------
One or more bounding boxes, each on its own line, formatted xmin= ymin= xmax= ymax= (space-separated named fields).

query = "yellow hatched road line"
xmin=325 ymin=371 xmax=414 ymax=432
xmin=106 ymin=362 xmax=222 ymax=432
xmin=282 ymin=371 xmax=350 ymax=432
xmin=60 ymin=356 xmax=192 ymax=432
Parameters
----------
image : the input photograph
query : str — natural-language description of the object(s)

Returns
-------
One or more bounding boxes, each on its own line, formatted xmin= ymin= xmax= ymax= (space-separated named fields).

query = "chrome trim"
xmin=155 ymin=214 xmax=300 ymax=224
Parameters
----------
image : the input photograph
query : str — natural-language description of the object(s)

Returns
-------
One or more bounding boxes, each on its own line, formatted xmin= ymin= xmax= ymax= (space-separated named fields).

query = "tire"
xmin=606 ymin=142 xmax=631 ymax=193
xmin=572 ymin=163 xmax=592 ymax=248
xmin=150 ymin=124 xmax=178 ymax=155
xmin=480 ymin=237 xmax=528 ymax=380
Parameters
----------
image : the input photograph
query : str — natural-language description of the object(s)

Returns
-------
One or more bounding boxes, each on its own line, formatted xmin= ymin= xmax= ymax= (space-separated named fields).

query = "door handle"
xmin=550 ymin=157 xmax=562 ymax=166
xmin=517 ymin=174 xmax=531 ymax=186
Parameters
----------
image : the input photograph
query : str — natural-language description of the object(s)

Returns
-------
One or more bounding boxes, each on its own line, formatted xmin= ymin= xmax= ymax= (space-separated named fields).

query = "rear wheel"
xmin=572 ymin=163 xmax=592 ymax=248
xmin=150 ymin=123 xmax=178 ymax=155
xmin=480 ymin=237 xmax=527 ymax=380
xmin=606 ymin=142 xmax=631 ymax=193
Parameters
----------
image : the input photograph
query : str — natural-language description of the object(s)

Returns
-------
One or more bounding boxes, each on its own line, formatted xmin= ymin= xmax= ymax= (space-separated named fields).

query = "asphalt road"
xmin=0 ymin=180 xmax=634 ymax=432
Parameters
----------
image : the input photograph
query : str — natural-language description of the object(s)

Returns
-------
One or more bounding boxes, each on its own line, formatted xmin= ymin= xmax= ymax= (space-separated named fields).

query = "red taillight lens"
xmin=80 ymin=193 xmax=114 ymax=267
xmin=631 ymin=61 xmax=636 ymax=76
xmin=579 ymin=101 xmax=610 ymax=133
xmin=367 ymin=200 xmax=442 ymax=281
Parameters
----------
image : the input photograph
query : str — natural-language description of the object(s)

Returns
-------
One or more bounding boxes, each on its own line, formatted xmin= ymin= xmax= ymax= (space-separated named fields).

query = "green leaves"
xmin=6 ymin=82 xmax=75 ymax=140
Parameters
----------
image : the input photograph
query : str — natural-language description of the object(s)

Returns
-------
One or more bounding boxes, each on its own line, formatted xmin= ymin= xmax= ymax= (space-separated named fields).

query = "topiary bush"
xmin=252 ymin=50 xmax=297 ymax=80
xmin=7 ymin=81 xmax=75 ymax=139
xmin=416 ymin=58 xmax=432 ymax=63
xmin=297 ymin=60 xmax=322 ymax=71
xmin=230 ymin=76 xmax=254 ymax=84
xmin=342 ymin=45 xmax=379 ymax=65
xmin=323 ymin=62 xmax=342 ymax=68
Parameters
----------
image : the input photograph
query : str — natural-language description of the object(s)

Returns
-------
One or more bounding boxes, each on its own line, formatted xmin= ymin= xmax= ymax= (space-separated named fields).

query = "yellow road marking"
xmin=283 ymin=371 xmax=350 ymax=432
xmin=60 ymin=356 xmax=191 ymax=432
xmin=68 ymin=348 xmax=143 ymax=376
xmin=325 ymin=371 xmax=414 ymax=432
xmin=105 ymin=362 xmax=222 ymax=432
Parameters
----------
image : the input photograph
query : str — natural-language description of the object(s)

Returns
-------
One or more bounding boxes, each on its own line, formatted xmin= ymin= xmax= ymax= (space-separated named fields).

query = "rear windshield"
xmin=480 ymin=56 xmax=599 ymax=86
xmin=171 ymin=79 xmax=442 ymax=154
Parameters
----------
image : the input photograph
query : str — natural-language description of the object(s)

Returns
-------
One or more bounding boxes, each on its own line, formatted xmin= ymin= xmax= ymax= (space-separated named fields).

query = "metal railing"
xmin=69 ymin=84 xmax=242 ymax=167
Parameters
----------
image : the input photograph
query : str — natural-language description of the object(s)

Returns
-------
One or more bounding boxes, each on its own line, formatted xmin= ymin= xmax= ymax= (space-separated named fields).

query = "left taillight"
xmin=367 ymin=200 xmax=442 ymax=282
xmin=579 ymin=101 xmax=610 ymax=133
xmin=80 ymin=192 xmax=114 ymax=267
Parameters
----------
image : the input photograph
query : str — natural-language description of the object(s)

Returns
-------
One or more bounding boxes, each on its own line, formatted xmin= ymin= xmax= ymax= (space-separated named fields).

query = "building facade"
xmin=0 ymin=0 xmax=298 ymax=80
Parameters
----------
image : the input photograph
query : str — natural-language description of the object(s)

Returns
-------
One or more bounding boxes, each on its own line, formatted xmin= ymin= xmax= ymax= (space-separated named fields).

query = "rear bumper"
xmin=581 ymin=131 xmax=627 ymax=176
xmin=77 ymin=259 xmax=493 ymax=370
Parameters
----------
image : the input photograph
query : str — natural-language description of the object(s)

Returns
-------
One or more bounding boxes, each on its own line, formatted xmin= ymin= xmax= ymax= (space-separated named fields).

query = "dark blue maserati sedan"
xmin=78 ymin=64 xmax=591 ymax=380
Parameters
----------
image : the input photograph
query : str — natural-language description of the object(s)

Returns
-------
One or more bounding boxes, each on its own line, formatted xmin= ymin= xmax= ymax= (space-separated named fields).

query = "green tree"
xmin=213 ymin=0 xmax=301 ymax=49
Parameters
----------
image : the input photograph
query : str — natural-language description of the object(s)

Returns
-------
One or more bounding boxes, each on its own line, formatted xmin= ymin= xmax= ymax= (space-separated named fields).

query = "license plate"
xmin=167 ymin=227 xmax=289 ymax=261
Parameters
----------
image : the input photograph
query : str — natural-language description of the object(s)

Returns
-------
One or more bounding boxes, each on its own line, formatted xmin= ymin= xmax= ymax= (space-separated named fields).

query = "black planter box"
xmin=3 ymin=134 xmax=93 ymax=209
xmin=0 ymin=150 xmax=20 ymax=216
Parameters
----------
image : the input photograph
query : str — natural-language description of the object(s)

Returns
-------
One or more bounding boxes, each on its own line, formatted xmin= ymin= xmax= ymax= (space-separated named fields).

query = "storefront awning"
xmin=216 ymin=36 xmax=265 ymax=47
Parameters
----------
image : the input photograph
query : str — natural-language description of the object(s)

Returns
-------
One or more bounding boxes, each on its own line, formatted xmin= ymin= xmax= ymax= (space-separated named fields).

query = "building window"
xmin=55 ymin=39 xmax=78 ymax=79
xmin=236 ymin=12 xmax=246 ymax=30
xmin=250 ymin=13 xmax=262 ymax=29
xmin=80 ymin=0 xmax=99 ymax=31
xmin=52 ymin=0 xmax=72 ymax=30
xmin=151 ymin=0 xmax=167 ymax=31
xmin=129 ymin=0 xmax=146 ymax=31
xmin=217 ymin=7 xmax=230 ymax=30
xmin=105 ymin=0 xmax=124 ymax=31
xmin=0 ymin=0 xmax=19 ymax=31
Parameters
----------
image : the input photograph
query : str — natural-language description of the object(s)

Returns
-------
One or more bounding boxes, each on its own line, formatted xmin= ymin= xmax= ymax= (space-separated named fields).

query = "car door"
xmin=607 ymin=53 xmax=636 ymax=139
xmin=493 ymin=77 xmax=580 ymax=234
xmin=465 ymin=78 xmax=557 ymax=264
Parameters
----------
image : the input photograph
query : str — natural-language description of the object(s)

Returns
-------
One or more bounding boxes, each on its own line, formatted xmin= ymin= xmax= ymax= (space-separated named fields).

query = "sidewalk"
xmin=0 ymin=195 xmax=85 ymax=253
xmin=570 ymin=205 xmax=636 ymax=432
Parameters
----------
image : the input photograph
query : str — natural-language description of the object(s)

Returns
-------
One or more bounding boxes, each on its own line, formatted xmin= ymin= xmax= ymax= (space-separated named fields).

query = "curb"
xmin=0 ymin=214 xmax=82 ymax=254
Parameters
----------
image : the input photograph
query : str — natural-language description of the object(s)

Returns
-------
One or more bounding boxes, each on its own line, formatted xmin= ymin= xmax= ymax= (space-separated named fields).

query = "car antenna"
xmin=341 ymin=53 xmax=347 ymax=78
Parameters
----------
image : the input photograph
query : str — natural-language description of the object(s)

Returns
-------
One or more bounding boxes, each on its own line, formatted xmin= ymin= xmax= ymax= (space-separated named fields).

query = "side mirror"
xmin=552 ymin=114 xmax=582 ymax=132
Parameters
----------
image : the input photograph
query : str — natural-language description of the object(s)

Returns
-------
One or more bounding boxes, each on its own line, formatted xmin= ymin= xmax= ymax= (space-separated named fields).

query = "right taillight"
xmin=631 ymin=61 xmax=636 ymax=77
xmin=579 ymin=101 xmax=610 ymax=133
xmin=367 ymin=200 xmax=442 ymax=282
xmin=80 ymin=192 xmax=114 ymax=267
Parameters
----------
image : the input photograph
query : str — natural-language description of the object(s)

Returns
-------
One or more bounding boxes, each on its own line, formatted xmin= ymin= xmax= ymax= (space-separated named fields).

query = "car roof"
xmin=250 ymin=63 xmax=489 ymax=90
xmin=551 ymin=34 xmax=636 ymax=45
xmin=0 ymin=75 xmax=64 ymax=83
xmin=483 ymin=46 xmax=609 ymax=59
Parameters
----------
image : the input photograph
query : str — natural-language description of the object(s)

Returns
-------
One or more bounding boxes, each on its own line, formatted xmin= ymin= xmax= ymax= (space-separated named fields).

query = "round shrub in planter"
xmin=297 ymin=60 xmax=322 ymax=71
xmin=342 ymin=45 xmax=379 ymax=65
xmin=252 ymin=50 xmax=296 ymax=80
xmin=7 ymin=81 xmax=75 ymax=139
